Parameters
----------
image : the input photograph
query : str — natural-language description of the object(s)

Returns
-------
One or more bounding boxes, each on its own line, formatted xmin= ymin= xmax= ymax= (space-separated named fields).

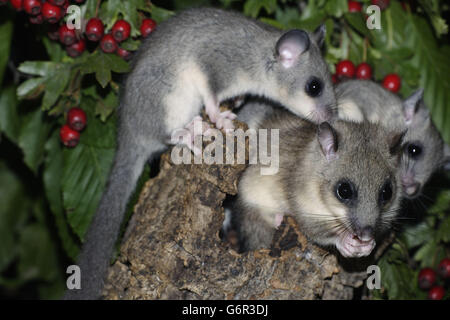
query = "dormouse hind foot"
xmin=205 ymin=99 xmax=237 ymax=130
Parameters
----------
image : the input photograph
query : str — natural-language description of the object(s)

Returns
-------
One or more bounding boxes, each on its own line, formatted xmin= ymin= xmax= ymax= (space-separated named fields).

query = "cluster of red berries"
xmin=59 ymin=107 xmax=86 ymax=147
xmin=333 ymin=60 xmax=401 ymax=93
xmin=7 ymin=0 xmax=82 ymax=24
xmin=418 ymin=258 xmax=450 ymax=300
xmin=4 ymin=0 xmax=157 ymax=59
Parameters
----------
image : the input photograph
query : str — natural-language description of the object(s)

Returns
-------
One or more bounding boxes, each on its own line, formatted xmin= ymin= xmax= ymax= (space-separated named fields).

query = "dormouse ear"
xmin=313 ymin=24 xmax=326 ymax=48
xmin=388 ymin=130 xmax=406 ymax=156
xmin=318 ymin=122 xmax=338 ymax=161
xmin=403 ymin=88 xmax=424 ymax=125
xmin=276 ymin=30 xmax=310 ymax=69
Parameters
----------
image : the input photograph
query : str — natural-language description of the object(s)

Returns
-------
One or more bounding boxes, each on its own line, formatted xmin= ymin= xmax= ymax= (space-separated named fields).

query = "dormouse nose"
xmin=404 ymin=182 xmax=420 ymax=197
xmin=356 ymin=226 xmax=374 ymax=242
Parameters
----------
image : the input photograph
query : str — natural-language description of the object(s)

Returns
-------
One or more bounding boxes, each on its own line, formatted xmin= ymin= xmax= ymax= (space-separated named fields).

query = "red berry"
xmin=48 ymin=0 xmax=65 ymax=5
xmin=117 ymin=47 xmax=131 ymax=60
xmin=140 ymin=18 xmax=156 ymax=38
xmin=23 ymin=0 xmax=41 ymax=15
xmin=67 ymin=107 xmax=87 ymax=131
xmin=382 ymin=73 xmax=401 ymax=93
xmin=112 ymin=19 xmax=131 ymax=42
xmin=10 ymin=0 xmax=23 ymax=10
xmin=85 ymin=18 xmax=104 ymax=42
xmin=41 ymin=2 xmax=62 ymax=24
xmin=336 ymin=60 xmax=356 ymax=78
xmin=418 ymin=268 xmax=436 ymax=290
xmin=428 ymin=286 xmax=445 ymax=300
xmin=60 ymin=124 xmax=80 ymax=147
xmin=348 ymin=1 xmax=362 ymax=12
xmin=59 ymin=24 xmax=76 ymax=45
xmin=437 ymin=258 xmax=450 ymax=279
xmin=100 ymin=34 xmax=118 ymax=53
xmin=66 ymin=39 xmax=86 ymax=58
xmin=371 ymin=0 xmax=390 ymax=10
xmin=355 ymin=62 xmax=372 ymax=80
xmin=29 ymin=13 xmax=43 ymax=24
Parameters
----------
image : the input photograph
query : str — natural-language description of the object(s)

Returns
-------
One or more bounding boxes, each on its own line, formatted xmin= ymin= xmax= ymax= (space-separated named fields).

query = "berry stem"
xmin=95 ymin=0 xmax=101 ymax=17
xmin=386 ymin=9 xmax=393 ymax=49
xmin=363 ymin=37 xmax=368 ymax=62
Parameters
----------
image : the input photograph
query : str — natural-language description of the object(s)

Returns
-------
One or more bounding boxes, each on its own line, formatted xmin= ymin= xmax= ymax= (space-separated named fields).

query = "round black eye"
xmin=336 ymin=181 xmax=355 ymax=202
xmin=305 ymin=77 xmax=323 ymax=98
xmin=407 ymin=143 xmax=422 ymax=159
xmin=379 ymin=181 xmax=393 ymax=204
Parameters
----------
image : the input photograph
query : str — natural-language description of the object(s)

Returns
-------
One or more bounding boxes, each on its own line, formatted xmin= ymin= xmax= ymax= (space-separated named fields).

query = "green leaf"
xmin=80 ymin=51 xmax=129 ymax=88
xmin=0 ymin=86 xmax=20 ymax=144
xmin=18 ymin=107 xmax=53 ymax=174
xmin=43 ymin=131 xmax=80 ymax=260
xmin=95 ymin=90 xmax=117 ymax=122
xmin=400 ymin=221 xmax=432 ymax=249
xmin=0 ymin=162 xmax=30 ymax=273
xmin=41 ymin=69 xmax=71 ymax=110
xmin=428 ymin=190 xmax=450 ymax=215
xmin=417 ymin=0 xmax=448 ymax=37
xmin=436 ymin=215 xmax=450 ymax=243
xmin=413 ymin=238 xmax=439 ymax=268
xmin=244 ymin=0 xmax=277 ymax=18
xmin=18 ymin=61 xmax=71 ymax=110
xmin=17 ymin=77 xmax=46 ymax=100
xmin=82 ymin=0 xmax=100 ymax=20
xmin=120 ymin=38 xmax=141 ymax=51
xmin=62 ymin=97 xmax=116 ymax=239
xmin=406 ymin=16 xmax=450 ymax=144
xmin=18 ymin=223 xmax=61 ymax=283
xmin=18 ymin=61 xmax=56 ymax=77
xmin=378 ymin=255 xmax=419 ymax=299
xmin=344 ymin=12 xmax=370 ymax=37
xmin=324 ymin=0 xmax=347 ymax=18
xmin=42 ymin=37 xmax=65 ymax=62
xmin=0 ymin=18 xmax=13 ymax=87
xmin=150 ymin=5 xmax=175 ymax=23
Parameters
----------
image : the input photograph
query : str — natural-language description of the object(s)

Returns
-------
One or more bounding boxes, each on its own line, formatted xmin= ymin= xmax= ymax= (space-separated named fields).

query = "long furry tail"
xmin=63 ymin=139 xmax=152 ymax=300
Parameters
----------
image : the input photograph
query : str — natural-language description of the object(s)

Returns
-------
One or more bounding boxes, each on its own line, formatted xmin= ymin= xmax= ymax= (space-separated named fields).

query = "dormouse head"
xmin=272 ymin=25 xmax=336 ymax=124
xmin=400 ymin=90 xmax=445 ymax=198
xmin=298 ymin=121 xmax=404 ymax=258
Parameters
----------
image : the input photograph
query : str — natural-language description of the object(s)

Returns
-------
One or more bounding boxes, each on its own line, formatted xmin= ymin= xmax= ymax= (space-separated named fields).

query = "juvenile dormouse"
xmin=232 ymin=108 xmax=405 ymax=258
xmin=66 ymin=8 xmax=336 ymax=299
xmin=335 ymin=80 xmax=447 ymax=199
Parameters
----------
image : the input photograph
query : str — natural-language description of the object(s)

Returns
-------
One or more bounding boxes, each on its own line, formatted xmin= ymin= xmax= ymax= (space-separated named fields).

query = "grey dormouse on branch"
xmin=231 ymin=106 xmax=405 ymax=257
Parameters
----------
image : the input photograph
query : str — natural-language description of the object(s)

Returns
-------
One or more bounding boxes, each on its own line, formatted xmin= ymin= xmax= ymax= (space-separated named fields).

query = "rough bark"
xmin=102 ymin=116 xmax=392 ymax=300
